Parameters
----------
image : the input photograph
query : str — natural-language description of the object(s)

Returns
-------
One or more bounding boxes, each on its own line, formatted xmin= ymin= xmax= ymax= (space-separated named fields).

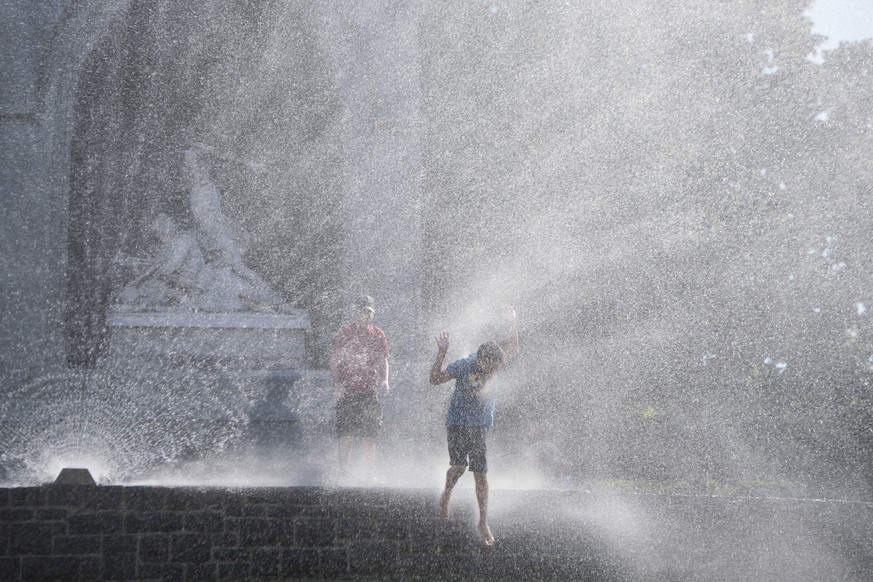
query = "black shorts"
xmin=335 ymin=392 xmax=382 ymax=438
xmin=446 ymin=425 xmax=489 ymax=474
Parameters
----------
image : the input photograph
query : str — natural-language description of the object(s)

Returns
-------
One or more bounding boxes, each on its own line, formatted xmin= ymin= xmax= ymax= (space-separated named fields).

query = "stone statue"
xmin=115 ymin=146 xmax=289 ymax=313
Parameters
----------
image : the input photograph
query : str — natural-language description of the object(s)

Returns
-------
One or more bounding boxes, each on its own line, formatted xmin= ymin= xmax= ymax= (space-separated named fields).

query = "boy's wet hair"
xmin=476 ymin=341 xmax=504 ymax=366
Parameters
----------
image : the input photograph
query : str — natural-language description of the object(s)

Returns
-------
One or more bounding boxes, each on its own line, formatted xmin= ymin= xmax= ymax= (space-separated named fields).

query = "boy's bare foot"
xmin=437 ymin=492 xmax=450 ymax=520
xmin=478 ymin=522 xmax=495 ymax=547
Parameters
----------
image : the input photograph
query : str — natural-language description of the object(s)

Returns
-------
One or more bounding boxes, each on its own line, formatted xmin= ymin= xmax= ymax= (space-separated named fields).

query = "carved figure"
xmin=116 ymin=147 xmax=288 ymax=313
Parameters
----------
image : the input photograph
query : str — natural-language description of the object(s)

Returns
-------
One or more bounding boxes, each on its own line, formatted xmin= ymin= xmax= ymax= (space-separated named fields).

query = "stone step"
xmin=1 ymin=485 xmax=872 ymax=580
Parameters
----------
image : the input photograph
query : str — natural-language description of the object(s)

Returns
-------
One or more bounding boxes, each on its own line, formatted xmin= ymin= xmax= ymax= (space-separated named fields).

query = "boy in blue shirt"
xmin=429 ymin=331 xmax=506 ymax=547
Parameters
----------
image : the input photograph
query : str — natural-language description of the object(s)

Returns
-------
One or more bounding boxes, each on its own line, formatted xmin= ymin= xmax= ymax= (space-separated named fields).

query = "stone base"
xmin=101 ymin=308 xmax=310 ymax=370
xmin=1 ymin=486 xmax=872 ymax=580
xmin=53 ymin=468 xmax=97 ymax=486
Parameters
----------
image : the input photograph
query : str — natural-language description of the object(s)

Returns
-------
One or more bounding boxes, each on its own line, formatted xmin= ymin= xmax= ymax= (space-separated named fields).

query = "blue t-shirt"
xmin=445 ymin=355 xmax=497 ymax=427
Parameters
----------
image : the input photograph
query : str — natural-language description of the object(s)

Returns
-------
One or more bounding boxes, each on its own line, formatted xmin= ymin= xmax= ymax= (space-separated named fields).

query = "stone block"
xmin=295 ymin=518 xmax=335 ymax=547
xmin=0 ymin=523 xmax=9 ymax=555
xmin=207 ymin=532 xmax=238 ymax=549
xmin=301 ymin=504 xmax=333 ymax=518
xmin=280 ymin=487 xmax=326 ymax=506
xmin=331 ymin=502 xmax=380 ymax=522
xmin=50 ymin=522 xmax=67 ymax=536
xmin=79 ymin=556 xmax=101 ymax=580
xmin=125 ymin=511 xmax=183 ymax=533
xmin=373 ymin=516 xmax=412 ymax=541
xmin=138 ymin=534 xmax=169 ymax=562
xmin=319 ymin=548 xmax=349 ymax=577
xmin=225 ymin=503 xmax=266 ymax=518
xmin=53 ymin=535 xmax=102 ymax=555
xmin=335 ymin=517 xmax=364 ymax=540
xmin=216 ymin=561 xmax=250 ymax=580
xmin=212 ymin=547 xmax=248 ymax=562
xmin=186 ymin=562 xmax=219 ymax=579
xmin=348 ymin=541 xmax=398 ymax=575
xmin=20 ymin=556 xmax=79 ymax=581
xmin=44 ymin=485 xmax=92 ymax=508
xmin=236 ymin=518 xmax=294 ymax=546
xmin=170 ymin=533 xmax=212 ymax=563
xmin=101 ymin=554 xmax=136 ymax=581
xmin=265 ymin=504 xmax=306 ymax=519
xmin=405 ymin=553 xmax=461 ymax=577
xmin=0 ymin=558 xmax=17 ymax=579
xmin=35 ymin=507 xmax=68 ymax=520
xmin=330 ymin=488 xmax=392 ymax=509
xmin=433 ymin=530 xmax=479 ymax=556
xmin=387 ymin=495 xmax=433 ymax=521
xmin=162 ymin=489 xmax=208 ymax=511
xmin=10 ymin=522 xmax=53 ymax=555
xmin=195 ymin=489 xmax=232 ymax=510
xmin=408 ymin=522 xmax=479 ymax=555
xmin=124 ymin=487 xmax=165 ymax=511
xmin=104 ymin=534 xmax=137 ymax=556
xmin=137 ymin=562 xmax=184 ymax=581
xmin=183 ymin=510 xmax=224 ymax=533
xmin=250 ymin=547 xmax=282 ymax=577
xmin=82 ymin=487 xmax=124 ymax=511
xmin=9 ymin=488 xmax=45 ymax=507
xmin=281 ymin=548 xmax=320 ymax=577
xmin=68 ymin=512 xmax=123 ymax=535
xmin=0 ymin=508 xmax=33 ymax=522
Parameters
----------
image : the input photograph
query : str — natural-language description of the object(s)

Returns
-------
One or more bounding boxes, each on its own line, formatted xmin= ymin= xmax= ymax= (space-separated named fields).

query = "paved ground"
xmin=433 ymin=487 xmax=873 ymax=581
xmin=1 ymin=484 xmax=871 ymax=580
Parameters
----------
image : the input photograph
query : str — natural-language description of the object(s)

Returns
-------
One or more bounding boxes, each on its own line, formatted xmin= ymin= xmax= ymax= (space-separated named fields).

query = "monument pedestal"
xmin=90 ymin=307 xmax=333 ymax=476
xmin=102 ymin=308 xmax=310 ymax=370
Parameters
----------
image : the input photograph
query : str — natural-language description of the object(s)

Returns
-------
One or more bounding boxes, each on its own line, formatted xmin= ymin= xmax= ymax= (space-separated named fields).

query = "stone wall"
xmin=2 ymin=484 xmax=873 ymax=581
xmin=0 ymin=485 xmax=611 ymax=581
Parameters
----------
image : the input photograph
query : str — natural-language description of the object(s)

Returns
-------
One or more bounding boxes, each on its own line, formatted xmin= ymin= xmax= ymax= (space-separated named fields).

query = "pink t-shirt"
xmin=331 ymin=323 xmax=389 ymax=395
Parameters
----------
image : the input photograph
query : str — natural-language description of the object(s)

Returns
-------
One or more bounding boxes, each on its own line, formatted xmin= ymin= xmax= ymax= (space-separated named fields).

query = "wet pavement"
xmin=1 ymin=484 xmax=871 ymax=581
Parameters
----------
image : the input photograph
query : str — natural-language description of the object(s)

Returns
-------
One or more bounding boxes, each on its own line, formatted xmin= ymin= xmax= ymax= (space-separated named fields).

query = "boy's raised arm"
xmin=499 ymin=305 xmax=520 ymax=361
xmin=429 ymin=331 xmax=453 ymax=385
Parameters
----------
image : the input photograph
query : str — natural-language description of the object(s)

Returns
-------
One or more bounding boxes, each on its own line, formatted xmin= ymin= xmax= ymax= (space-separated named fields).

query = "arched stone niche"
xmin=62 ymin=0 xmax=345 ymax=368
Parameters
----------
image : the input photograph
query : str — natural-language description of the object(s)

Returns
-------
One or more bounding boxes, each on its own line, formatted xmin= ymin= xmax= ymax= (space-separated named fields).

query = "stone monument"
xmin=0 ymin=2 xmax=423 ymax=485
xmin=102 ymin=145 xmax=309 ymax=371
xmin=92 ymin=146 xmax=330 ymax=479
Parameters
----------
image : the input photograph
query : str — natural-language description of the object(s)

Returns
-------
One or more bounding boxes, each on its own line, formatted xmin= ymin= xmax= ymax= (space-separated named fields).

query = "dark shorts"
xmin=446 ymin=425 xmax=489 ymax=474
xmin=335 ymin=392 xmax=382 ymax=438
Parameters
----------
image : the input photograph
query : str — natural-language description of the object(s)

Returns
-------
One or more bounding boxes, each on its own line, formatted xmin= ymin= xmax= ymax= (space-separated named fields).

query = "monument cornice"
xmin=106 ymin=308 xmax=311 ymax=330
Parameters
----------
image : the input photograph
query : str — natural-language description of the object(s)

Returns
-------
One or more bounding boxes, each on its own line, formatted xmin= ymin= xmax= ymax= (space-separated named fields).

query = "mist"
xmin=0 ymin=0 xmax=871 ymax=519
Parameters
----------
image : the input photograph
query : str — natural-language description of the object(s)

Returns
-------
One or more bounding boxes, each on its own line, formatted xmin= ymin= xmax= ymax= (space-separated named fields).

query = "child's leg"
xmin=337 ymin=436 xmax=354 ymax=472
xmin=361 ymin=437 xmax=376 ymax=481
xmin=438 ymin=465 xmax=466 ymax=519
xmin=473 ymin=471 xmax=494 ymax=546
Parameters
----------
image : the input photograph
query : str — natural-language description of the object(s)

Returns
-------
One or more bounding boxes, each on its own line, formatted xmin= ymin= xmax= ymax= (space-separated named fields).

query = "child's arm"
xmin=500 ymin=305 xmax=520 ymax=360
xmin=429 ymin=331 xmax=453 ymax=385
xmin=378 ymin=357 xmax=390 ymax=396
xmin=330 ymin=344 xmax=343 ymax=401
